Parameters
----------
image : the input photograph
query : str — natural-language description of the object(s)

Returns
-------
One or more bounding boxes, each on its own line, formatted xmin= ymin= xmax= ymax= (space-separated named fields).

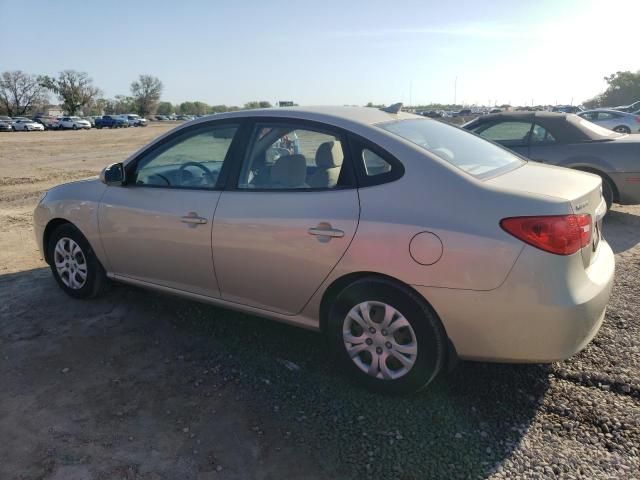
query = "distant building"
xmin=35 ymin=105 xmax=64 ymax=117
xmin=278 ymin=101 xmax=295 ymax=107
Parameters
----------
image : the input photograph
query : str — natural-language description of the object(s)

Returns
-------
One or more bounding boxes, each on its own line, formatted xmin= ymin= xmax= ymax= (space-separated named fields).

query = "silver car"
xmin=33 ymin=106 xmax=615 ymax=393
xmin=578 ymin=109 xmax=640 ymax=134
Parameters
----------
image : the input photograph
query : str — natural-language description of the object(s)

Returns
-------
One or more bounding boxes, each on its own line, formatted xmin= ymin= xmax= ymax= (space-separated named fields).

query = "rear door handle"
xmin=181 ymin=212 xmax=208 ymax=227
xmin=308 ymin=226 xmax=344 ymax=238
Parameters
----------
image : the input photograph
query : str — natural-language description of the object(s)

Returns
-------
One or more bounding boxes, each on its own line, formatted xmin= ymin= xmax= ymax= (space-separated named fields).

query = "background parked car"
xmin=119 ymin=114 xmax=147 ymax=127
xmin=552 ymin=105 xmax=583 ymax=114
xmin=0 ymin=116 xmax=13 ymax=132
xmin=577 ymin=109 xmax=640 ymax=134
xmin=94 ymin=115 xmax=129 ymax=129
xmin=33 ymin=116 xmax=60 ymax=130
xmin=58 ymin=116 xmax=92 ymax=130
xmin=612 ymin=100 xmax=640 ymax=113
xmin=464 ymin=111 xmax=640 ymax=208
xmin=82 ymin=117 xmax=96 ymax=127
xmin=12 ymin=118 xmax=45 ymax=131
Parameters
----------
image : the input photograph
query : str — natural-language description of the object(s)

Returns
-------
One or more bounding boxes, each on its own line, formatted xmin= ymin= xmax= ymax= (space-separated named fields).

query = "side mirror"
xmin=100 ymin=162 xmax=125 ymax=186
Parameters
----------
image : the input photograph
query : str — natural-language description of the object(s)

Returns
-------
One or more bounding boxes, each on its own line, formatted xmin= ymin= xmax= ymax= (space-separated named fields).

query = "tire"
xmin=326 ymin=277 xmax=447 ymax=394
xmin=47 ymin=223 xmax=107 ymax=299
xmin=614 ymin=125 xmax=631 ymax=134
xmin=601 ymin=176 xmax=614 ymax=210
xmin=72 ymin=124 xmax=78 ymax=130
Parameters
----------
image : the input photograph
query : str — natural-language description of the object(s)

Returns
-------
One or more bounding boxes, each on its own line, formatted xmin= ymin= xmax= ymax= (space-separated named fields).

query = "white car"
xmin=12 ymin=118 xmax=45 ymax=131
xmin=58 ymin=116 xmax=92 ymax=130
xmin=119 ymin=114 xmax=148 ymax=127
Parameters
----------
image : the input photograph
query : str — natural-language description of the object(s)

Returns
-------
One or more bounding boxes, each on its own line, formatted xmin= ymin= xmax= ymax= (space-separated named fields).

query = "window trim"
xmin=122 ymin=119 xmax=246 ymax=191
xmin=347 ymin=133 xmax=405 ymax=187
xmin=224 ymin=117 xmax=357 ymax=193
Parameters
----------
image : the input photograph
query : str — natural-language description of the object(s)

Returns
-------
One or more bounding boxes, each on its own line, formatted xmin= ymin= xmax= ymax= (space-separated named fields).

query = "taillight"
xmin=500 ymin=215 xmax=592 ymax=255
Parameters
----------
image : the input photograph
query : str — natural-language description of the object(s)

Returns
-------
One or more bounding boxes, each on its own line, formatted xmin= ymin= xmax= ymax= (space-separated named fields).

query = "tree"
xmin=130 ymin=74 xmax=163 ymax=116
xmin=41 ymin=70 xmax=101 ymax=115
xmin=0 ymin=71 xmax=48 ymax=116
xmin=244 ymin=100 xmax=272 ymax=109
xmin=584 ymin=70 xmax=640 ymax=108
xmin=156 ymin=101 xmax=173 ymax=115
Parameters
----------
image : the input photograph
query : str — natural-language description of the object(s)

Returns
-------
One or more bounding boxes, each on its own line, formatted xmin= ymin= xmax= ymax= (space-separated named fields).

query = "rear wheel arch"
xmin=319 ymin=272 xmax=445 ymax=334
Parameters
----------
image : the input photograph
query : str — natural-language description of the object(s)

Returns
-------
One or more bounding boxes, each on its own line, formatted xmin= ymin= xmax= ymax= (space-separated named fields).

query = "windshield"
xmin=378 ymin=118 xmax=525 ymax=178
xmin=70 ymin=116 xmax=81 ymax=121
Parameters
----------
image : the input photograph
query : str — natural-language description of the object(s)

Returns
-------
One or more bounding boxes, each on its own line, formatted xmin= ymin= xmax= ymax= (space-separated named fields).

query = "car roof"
xmin=189 ymin=106 xmax=420 ymax=128
xmin=465 ymin=111 xmax=605 ymax=143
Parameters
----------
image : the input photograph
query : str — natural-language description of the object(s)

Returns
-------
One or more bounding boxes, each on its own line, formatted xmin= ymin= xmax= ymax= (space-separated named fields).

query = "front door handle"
xmin=308 ymin=222 xmax=345 ymax=240
xmin=181 ymin=212 xmax=208 ymax=227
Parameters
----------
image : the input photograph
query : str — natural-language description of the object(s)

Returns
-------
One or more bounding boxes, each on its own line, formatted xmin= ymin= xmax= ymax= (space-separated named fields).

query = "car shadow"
xmin=603 ymin=207 xmax=640 ymax=254
xmin=0 ymin=267 xmax=549 ymax=479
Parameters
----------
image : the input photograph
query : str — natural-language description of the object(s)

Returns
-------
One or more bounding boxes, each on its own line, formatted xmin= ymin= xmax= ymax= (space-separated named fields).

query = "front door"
xmin=99 ymin=122 xmax=240 ymax=297
xmin=212 ymin=121 xmax=360 ymax=315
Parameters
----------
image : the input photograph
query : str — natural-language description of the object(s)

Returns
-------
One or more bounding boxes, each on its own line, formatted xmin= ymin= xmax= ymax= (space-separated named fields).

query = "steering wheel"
xmin=178 ymin=162 xmax=215 ymax=186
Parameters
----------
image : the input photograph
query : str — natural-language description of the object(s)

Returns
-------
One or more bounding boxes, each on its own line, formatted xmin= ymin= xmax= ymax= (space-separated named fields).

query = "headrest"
xmin=271 ymin=154 xmax=307 ymax=187
xmin=315 ymin=141 xmax=344 ymax=168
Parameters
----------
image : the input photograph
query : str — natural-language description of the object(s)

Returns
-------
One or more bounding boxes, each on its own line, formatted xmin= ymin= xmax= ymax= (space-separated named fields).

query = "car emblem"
xmin=574 ymin=200 xmax=589 ymax=211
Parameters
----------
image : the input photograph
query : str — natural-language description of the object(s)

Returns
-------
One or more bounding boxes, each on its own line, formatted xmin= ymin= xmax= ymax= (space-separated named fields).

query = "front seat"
xmin=270 ymin=154 xmax=308 ymax=188
xmin=309 ymin=141 xmax=343 ymax=188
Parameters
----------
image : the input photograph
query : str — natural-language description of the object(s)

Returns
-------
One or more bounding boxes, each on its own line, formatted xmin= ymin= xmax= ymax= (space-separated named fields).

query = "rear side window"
xmin=531 ymin=124 xmax=556 ymax=144
xmin=472 ymin=121 xmax=532 ymax=146
xmin=362 ymin=149 xmax=392 ymax=176
xmin=379 ymin=118 xmax=524 ymax=179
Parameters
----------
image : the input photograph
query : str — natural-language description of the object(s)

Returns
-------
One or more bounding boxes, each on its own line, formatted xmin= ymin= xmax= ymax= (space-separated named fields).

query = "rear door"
xmin=212 ymin=119 xmax=360 ymax=315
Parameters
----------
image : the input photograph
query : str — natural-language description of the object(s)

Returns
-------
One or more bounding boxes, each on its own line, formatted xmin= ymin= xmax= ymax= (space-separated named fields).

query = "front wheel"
xmin=327 ymin=278 xmax=447 ymax=393
xmin=614 ymin=125 xmax=631 ymax=134
xmin=48 ymin=223 xmax=107 ymax=299
xmin=602 ymin=176 xmax=614 ymax=210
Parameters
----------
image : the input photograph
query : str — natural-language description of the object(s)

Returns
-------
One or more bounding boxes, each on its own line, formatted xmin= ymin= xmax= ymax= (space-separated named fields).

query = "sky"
xmin=1 ymin=0 xmax=638 ymax=107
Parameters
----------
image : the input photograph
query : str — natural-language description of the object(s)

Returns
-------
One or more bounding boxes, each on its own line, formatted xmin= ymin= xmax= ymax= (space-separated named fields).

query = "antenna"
xmin=380 ymin=103 xmax=403 ymax=114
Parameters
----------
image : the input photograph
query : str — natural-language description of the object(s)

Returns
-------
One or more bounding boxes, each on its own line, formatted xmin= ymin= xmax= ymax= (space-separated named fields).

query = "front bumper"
xmin=414 ymin=240 xmax=615 ymax=363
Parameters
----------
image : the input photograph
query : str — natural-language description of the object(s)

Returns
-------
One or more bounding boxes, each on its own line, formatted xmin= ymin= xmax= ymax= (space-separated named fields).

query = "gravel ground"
xmin=0 ymin=127 xmax=639 ymax=479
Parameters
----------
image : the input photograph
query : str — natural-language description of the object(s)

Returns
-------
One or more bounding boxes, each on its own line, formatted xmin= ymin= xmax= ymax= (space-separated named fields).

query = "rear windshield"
xmin=378 ymin=118 xmax=524 ymax=179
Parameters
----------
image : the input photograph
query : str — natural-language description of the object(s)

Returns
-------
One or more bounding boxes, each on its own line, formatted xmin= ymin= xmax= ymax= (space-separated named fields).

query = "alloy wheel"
xmin=342 ymin=301 xmax=418 ymax=380
xmin=53 ymin=237 xmax=88 ymax=289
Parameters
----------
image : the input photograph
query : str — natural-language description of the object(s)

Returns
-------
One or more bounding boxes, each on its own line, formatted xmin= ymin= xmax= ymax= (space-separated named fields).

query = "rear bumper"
xmin=413 ymin=240 xmax=615 ymax=363
xmin=608 ymin=172 xmax=640 ymax=204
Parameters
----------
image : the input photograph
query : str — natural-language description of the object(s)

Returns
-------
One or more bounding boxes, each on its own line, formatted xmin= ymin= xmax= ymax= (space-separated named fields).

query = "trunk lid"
xmin=486 ymin=162 xmax=605 ymax=266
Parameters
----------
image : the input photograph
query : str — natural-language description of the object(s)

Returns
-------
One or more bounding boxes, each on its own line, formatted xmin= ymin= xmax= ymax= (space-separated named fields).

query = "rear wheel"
xmin=614 ymin=125 xmax=631 ymax=134
xmin=327 ymin=277 xmax=447 ymax=393
xmin=48 ymin=223 xmax=107 ymax=299
xmin=601 ymin=176 xmax=614 ymax=210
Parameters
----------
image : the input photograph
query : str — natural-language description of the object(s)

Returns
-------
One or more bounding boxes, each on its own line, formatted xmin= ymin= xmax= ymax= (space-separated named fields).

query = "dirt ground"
xmin=1 ymin=125 xmax=639 ymax=479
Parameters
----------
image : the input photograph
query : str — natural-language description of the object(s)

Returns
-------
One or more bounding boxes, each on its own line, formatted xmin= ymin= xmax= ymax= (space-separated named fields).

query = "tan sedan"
xmin=34 ymin=106 xmax=615 ymax=393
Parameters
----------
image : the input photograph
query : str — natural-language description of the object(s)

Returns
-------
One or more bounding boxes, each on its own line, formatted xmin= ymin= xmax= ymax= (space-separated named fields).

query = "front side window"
xmin=238 ymin=124 xmax=347 ymax=190
xmin=471 ymin=121 xmax=533 ymax=146
xmin=133 ymin=124 xmax=238 ymax=189
xmin=380 ymin=118 xmax=525 ymax=179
